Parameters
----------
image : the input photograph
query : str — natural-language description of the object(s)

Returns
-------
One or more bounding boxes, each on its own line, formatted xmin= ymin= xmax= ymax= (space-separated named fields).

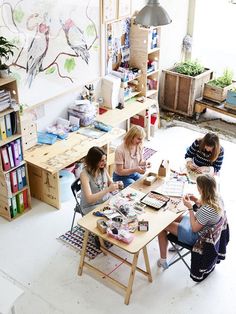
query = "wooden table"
xmin=96 ymin=97 xmax=157 ymax=140
xmin=24 ymin=127 xmax=125 ymax=208
xmin=77 ymin=177 xmax=185 ymax=305
xmin=194 ymin=97 xmax=236 ymax=120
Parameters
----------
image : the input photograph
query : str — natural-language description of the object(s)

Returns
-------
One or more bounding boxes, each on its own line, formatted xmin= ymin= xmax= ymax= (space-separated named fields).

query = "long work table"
xmin=24 ymin=127 xmax=125 ymax=208
xmin=77 ymin=176 xmax=186 ymax=305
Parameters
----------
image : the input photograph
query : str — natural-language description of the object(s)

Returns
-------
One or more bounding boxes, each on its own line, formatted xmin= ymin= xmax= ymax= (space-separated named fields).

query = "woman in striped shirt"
xmin=185 ymin=132 xmax=224 ymax=174
xmin=157 ymin=174 xmax=223 ymax=269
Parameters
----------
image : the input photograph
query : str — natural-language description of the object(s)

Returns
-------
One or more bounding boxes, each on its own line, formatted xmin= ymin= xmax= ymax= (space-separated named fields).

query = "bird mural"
xmin=60 ymin=18 xmax=90 ymax=64
xmin=26 ymin=13 xmax=50 ymax=87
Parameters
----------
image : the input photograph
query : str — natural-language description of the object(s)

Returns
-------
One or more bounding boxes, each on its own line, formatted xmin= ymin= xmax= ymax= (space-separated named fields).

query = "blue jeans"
xmin=113 ymin=172 xmax=141 ymax=188
xmin=178 ymin=215 xmax=199 ymax=245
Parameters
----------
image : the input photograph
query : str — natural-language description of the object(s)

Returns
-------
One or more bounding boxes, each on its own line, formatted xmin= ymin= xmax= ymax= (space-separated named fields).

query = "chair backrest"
xmin=71 ymin=178 xmax=81 ymax=202
xmin=71 ymin=178 xmax=84 ymax=216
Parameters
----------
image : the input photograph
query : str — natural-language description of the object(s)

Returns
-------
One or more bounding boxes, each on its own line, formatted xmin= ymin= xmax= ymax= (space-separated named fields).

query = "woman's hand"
xmin=183 ymin=194 xmax=192 ymax=210
xmin=136 ymin=166 xmax=146 ymax=174
xmin=187 ymin=161 xmax=198 ymax=171
xmin=108 ymin=182 xmax=119 ymax=192
xmin=187 ymin=193 xmax=198 ymax=203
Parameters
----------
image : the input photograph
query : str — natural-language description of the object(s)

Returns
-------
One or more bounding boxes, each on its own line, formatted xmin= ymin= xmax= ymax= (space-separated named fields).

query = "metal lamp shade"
xmin=135 ymin=0 xmax=172 ymax=27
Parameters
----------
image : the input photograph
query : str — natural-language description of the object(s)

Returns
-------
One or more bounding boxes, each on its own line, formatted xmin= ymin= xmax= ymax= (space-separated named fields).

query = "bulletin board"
xmin=105 ymin=18 xmax=131 ymax=74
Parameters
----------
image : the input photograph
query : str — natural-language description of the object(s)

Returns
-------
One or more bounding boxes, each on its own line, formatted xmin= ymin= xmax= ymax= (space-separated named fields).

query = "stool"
xmin=0 ymin=275 xmax=24 ymax=314
xmin=59 ymin=170 xmax=75 ymax=202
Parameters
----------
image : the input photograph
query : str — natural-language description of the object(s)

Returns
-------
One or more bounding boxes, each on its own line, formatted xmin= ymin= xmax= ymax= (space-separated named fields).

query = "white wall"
xmin=192 ymin=0 xmax=236 ymax=79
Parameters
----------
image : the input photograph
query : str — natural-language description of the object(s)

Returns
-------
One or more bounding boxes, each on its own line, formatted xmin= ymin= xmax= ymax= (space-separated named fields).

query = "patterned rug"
xmin=58 ymin=226 xmax=111 ymax=260
xmin=143 ymin=147 xmax=157 ymax=160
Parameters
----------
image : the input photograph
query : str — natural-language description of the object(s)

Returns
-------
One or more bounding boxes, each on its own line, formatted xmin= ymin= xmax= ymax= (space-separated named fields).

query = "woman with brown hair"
xmin=185 ymin=132 xmax=224 ymax=174
xmin=157 ymin=174 xmax=223 ymax=269
xmin=80 ymin=146 xmax=119 ymax=215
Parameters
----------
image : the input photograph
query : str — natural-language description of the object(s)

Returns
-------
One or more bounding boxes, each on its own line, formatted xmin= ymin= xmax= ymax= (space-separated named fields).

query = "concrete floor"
xmin=0 ymin=126 xmax=235 ymax=314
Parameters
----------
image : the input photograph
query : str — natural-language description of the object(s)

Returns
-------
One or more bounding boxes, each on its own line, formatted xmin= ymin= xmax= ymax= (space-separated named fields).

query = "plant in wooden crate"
xmin=0 ymin=36 xmax=16 ymax=78
xmin=160 ymin=60 xmax=213 ymax=117
xmin=203 ymin=68 xmax=234 ymax=103
xmin=225 ymin=86 xmax=236 ymax=111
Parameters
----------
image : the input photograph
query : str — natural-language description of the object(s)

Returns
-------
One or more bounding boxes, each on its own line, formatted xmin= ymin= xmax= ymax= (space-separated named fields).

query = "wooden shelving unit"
xmin=0 ymin=78 xmax=31 ymax=221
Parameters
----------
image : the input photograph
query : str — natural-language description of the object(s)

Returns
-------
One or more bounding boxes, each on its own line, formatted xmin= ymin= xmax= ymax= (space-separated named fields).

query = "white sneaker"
xmin=168 ymin=245 xmax=181 ymax=252
xmin=157 ymin=258 xmax=169 ymax=270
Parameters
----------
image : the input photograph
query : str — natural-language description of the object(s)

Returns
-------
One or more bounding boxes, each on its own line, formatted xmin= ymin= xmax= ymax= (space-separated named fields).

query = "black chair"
xmin=167 ymin=233 xmax=192 ymax=270
xmin=70 ymin=178 xmax=84 ymax=233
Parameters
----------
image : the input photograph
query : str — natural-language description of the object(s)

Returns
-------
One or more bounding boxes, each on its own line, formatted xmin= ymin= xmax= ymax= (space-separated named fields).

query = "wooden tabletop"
xmin=24 ymin=127 xmax=125 ymax=174
xmin=78 ymin=181 xmax=186 ymax=254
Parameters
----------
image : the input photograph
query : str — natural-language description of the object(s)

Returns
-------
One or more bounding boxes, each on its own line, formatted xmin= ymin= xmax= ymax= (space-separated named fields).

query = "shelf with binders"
xmin=0 ymin=164 xmax=31 ymax=220
xmin=0 ymin=78 xmax=31 ymax=221
xmin=0 ymin=108 xmax=21 ymax=145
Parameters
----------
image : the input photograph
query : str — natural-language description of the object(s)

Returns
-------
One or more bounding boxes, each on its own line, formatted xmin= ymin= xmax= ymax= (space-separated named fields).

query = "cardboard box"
xmin=158 ymin=160 xmax=169 ymax=177
xmin=143 ymin=172 xmax=158 ymax=185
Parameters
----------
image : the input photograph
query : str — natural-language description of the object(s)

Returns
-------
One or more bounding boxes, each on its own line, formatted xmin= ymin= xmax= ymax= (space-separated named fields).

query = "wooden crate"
xmin=203 ymin=83 xmax=234 ymax=103
xmin=160 ymin=68 xmax=213 ymax=116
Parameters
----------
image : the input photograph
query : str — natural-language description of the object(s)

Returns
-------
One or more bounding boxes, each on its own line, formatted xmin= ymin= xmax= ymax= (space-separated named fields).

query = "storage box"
xmin=158 ymin=160 xmax=169 ymax=177
xmin=225 ymin=90 xmax=236 ymax=111
xmin=143 ymin=172 xmax=158 ymax=186
xmin=160 ymin=68 xmax=213 ymax=116
xmin=203 ymin=83 xmax=234 ymax=103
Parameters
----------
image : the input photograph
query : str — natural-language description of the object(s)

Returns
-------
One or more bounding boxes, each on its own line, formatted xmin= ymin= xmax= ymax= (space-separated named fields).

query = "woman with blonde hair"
xmin=157 ymin=174 xmax=223 ymax=269
xmin=113 ymin=125 xmax=150 ymax=188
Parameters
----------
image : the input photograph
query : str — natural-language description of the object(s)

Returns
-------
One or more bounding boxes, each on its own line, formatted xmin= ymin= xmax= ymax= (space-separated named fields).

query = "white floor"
xmin=0 ymin=126 xmax=236 ymax=314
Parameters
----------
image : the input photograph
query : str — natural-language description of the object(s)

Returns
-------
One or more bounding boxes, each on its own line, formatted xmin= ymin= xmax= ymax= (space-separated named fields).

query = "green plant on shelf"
xmin=174 ymin=60 xmax=205 ymax=76
xmin=207 ymin=68 xmax=233 ymax=88
xmin=0 ymin=36 xmax=17 ymax=70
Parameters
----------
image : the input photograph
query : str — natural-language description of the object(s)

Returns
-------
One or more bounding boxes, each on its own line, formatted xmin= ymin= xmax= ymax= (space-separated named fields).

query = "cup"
xmin=117 ymin=181 xmax=124 ymax=190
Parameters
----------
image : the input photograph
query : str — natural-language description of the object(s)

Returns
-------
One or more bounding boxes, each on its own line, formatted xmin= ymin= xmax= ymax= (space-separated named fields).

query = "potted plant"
xmin=0 ymin=36 xmax=16 ymax=78
xmin=160 ymin=60 xmax=213 ymax=117
xmin=203 ymin=68 xmax=234 ymax=103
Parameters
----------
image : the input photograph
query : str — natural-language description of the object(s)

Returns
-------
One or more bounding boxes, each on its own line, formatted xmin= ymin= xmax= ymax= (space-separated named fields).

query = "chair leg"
xmin=70 ymin=212 xmax=76 ymax=233
xmin=168 ymin=242 xmax=191 ymax=270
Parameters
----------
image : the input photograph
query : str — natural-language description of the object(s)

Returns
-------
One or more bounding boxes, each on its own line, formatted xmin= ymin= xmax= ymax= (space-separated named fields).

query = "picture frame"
xmin=102 ymin=0 xmax=117 ymax=23
xmin=118 ymin=0 xmax=131 ymax=19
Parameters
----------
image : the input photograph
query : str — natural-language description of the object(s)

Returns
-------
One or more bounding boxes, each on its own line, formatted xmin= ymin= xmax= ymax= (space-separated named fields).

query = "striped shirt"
xmin=195 ymin=204 xmax=222 ymax=236
xmin=185 ymin=139 xmax=224 ymax=172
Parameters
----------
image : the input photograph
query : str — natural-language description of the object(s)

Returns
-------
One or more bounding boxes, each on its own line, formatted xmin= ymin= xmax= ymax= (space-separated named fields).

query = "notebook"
xmin=140 ymin=191 xmax=169 ymax=210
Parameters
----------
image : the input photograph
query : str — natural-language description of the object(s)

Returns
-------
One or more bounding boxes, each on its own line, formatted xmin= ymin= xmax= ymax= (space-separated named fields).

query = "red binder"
xmin=10 ymin=170 xmax=18 ymax=193
xmin=1 ymin=146 xmax=11 ymax=171
xmin=22 ymin=189 xmax=28 ymax=209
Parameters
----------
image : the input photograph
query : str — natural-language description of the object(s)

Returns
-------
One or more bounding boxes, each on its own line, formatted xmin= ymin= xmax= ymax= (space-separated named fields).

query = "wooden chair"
xmin=70 ymin=178 xmax=84 ymax=233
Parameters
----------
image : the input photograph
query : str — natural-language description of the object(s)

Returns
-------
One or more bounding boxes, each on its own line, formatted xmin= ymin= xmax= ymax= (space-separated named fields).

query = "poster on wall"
xmin=0 ymin=0 xmax=100 ymax=107
xmin=102 ymin=0 xmax=117 ymax=23
xmin=118 ymin=0 xmax=131 ymax=19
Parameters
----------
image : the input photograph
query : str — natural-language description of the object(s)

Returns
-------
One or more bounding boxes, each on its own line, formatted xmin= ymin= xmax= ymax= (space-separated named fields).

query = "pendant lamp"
xmin=135 ymin=0 xmax=172 ymax=27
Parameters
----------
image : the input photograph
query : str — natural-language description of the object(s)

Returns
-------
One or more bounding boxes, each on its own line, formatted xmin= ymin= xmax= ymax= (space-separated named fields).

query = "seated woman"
xmin=113 ymin=125 xmax=150 ymax=188
xmin=157 ymin=174 xmax=223 ymax=269
xmin=80 ymin=146 xmax=119 ymax=215
xmin=185 ymin=132 xmax=224 ymax=175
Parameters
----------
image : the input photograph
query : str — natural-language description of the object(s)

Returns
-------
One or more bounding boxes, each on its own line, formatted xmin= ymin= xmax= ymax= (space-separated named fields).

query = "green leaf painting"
xmin=45 ymin=67 xmax=56 ymax=74
xmin=64 ymin=58 xmax=76 ymax=73
xmin=86 ymin=24 xmax=96 ymax=37
xmin=13 ymin=8 xmax=24 ymax=23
